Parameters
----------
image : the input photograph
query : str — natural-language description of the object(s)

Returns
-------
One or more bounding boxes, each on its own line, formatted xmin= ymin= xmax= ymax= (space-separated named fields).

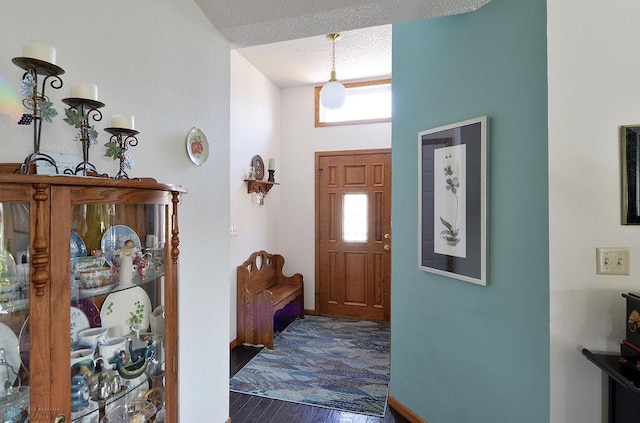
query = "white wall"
xmin=549 ymin=0 xmax=640 ymax=421
xmin=279 ymin=86 xmax=391 ymax=310
xmin=229 ymin=51 xmax=281 ymax=341
xmin=0 ymin=1 xmax=231 ymax=422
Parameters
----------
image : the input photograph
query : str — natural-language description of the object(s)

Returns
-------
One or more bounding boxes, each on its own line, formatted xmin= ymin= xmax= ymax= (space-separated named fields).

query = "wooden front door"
xmin=316 ymin=149 xmax=391 ymax=320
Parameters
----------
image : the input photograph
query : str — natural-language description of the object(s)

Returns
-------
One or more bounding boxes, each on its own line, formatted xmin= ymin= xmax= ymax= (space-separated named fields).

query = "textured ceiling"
xmin=194 ymin=0 xmax=491 ymax=88
xmin=236 ymin=25 xmax=392 ymax=88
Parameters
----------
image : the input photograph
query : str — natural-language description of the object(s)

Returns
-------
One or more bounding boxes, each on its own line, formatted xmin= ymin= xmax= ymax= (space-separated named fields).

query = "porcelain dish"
xmin=186 ymin=127 xmax=209 ymax=166
xmin=71 ymin=231 xmax=87 ymax=258
xmin=100 ymin=286 xmax=152 ymax=337
xmin=101 ymin=225 xmax=141 ymax=267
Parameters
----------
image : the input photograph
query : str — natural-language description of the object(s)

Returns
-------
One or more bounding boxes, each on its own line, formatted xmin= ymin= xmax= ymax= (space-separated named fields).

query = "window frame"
xmin=314 ymin=78 xmax=392 ymax=128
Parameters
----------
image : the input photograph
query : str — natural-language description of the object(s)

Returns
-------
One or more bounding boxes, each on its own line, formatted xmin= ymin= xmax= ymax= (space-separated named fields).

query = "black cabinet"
xmin=582 ymin=349 xmax=640 ymax=423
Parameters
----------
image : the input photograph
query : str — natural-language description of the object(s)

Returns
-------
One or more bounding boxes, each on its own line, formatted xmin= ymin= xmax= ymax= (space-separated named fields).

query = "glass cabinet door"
xmin=69 ymin=202 xmax=167 ymax=422
xmin=0 ymin=202 xmax=31 ymax=422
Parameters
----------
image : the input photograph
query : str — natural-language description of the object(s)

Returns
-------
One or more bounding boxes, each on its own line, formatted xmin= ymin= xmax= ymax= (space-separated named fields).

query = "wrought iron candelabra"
xmin=104 ymin=127 xmax=139 ymax=179
xmin=61 ymin=97 xmax=105 ymax=176
xmin=11 ymin=57 xmax=65 ymax=174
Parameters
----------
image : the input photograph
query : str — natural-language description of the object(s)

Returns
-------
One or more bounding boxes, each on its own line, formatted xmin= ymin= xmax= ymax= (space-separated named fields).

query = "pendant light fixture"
xmin=319 ymin=33 xmax=347 ymax=110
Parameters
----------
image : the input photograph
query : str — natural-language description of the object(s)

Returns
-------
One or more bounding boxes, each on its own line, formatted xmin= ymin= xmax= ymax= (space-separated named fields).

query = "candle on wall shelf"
xmin=21 ymin=40 xmax=56 ymax=64
xmin=70 ymin=82 xmax=98 ymax=101
xmin=110 ymin=114 xmax=135 ymax=130
xmin=267 ymin=158 xmax=276 ymax=182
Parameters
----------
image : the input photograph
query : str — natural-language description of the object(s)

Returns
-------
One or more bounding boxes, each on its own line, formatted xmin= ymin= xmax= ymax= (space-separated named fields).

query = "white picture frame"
xmin=418 ymin=116 xmax=489 ymax=285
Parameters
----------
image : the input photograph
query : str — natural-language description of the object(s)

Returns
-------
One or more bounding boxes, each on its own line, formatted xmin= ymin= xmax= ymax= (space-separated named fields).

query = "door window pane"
xmin=343 ymin=194 xmax=367 ymax=242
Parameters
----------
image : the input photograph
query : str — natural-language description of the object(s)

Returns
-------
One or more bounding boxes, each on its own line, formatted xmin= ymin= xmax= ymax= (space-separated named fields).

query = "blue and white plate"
xmin=70 ymin=231 xmax=87 ymax=258
xmin=100 ymin=225 xmax=141 ymax=267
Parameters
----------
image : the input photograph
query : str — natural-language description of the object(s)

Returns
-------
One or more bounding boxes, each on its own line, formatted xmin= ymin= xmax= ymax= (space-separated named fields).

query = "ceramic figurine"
xmin=118 ymin=239 xmax=135 ymax=285
xmin=109 ymin=345 xmax=156 ymax=380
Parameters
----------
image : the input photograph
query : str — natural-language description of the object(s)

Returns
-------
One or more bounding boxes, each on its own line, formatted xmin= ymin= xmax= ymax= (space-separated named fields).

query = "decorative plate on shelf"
xmin=70 ymin=231 xmax=87 ymax=258
xmin=70 ymin=306 xmax=90 ymax=344
xmin=100 ymin=225 xmax=141 ymax=267
xmin=18 ymin=317 xmax=29 ymax=373
xmin=100 ymin=286 xmax=152 ymax=337
xmin=19 ymin=305 xmax=94 ymax=374
xmin=251 ymin=155 xmax=265 ymax=180
xmin=186 ymin=127 xmax=209 ymax=166
xmin=72 ymin=299 xmax=102 ymax=328
xmin=0 ymin=322 xmax=20 ymax=391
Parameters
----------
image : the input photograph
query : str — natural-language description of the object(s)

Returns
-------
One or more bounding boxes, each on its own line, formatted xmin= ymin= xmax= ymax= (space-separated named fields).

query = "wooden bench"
xmin=236 ymin=250 xmax=304 ymax=349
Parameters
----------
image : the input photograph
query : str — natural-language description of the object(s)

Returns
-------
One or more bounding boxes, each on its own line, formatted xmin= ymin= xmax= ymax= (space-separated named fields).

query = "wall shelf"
xmin=244 ymin=179 xmax=279 ymax=195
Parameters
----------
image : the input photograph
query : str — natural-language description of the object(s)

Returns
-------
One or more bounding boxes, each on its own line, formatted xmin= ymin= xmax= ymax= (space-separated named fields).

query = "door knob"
xmin=384 ymin=244 xmax=391 ymax=252
xmin=53 ymin=415 xmax=66 ymax=423
xmin=384 ymin=233 xmax=391 ymax=240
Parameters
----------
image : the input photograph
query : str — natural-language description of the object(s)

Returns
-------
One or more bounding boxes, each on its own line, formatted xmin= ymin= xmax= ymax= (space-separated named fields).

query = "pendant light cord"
xmin=331 ymin=36 xmax=336 ymax=74
xmin=328 ymin=34 xmax=340 ymax=82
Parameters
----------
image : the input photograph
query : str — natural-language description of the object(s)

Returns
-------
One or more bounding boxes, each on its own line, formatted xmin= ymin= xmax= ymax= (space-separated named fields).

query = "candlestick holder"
xmin=267 ymin=169 xmax=275 ymax=182
xmin=11 ymin=57 xmax=65 ymax=174
xmin=104 ymin=127 xmax=139 ymax=179
xmin=61 ymin=97 xmax=105 ymax=176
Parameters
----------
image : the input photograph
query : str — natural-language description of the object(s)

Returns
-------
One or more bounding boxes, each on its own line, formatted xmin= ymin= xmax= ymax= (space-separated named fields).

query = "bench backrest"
xmin=237 ymin=250 xmax=280 ymax=295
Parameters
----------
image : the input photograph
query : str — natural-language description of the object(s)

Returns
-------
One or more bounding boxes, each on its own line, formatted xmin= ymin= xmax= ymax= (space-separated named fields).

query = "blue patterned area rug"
xmin=229 ymin=315 xmax=390 ymax=417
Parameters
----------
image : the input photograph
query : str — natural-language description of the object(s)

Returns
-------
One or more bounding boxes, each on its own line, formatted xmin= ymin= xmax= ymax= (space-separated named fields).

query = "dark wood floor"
xmin=230 ymin=345 xmax=410 ymax=423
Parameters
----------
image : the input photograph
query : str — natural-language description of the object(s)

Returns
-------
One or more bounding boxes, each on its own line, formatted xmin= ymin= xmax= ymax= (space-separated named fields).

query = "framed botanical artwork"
xmin=418 ymin=116 xmax=489 ymax=285
xmin=621 ymin=124 xmax=640 ymax=224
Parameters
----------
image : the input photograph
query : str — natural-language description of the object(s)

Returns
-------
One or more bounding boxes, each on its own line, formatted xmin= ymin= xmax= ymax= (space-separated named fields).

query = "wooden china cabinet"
xmin=0 ymin=171 xmax=185 ymax=423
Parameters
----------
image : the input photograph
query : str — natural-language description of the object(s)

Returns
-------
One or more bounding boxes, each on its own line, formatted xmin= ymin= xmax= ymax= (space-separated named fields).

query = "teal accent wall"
xmin=391 ymin=0 xmax=549 ymax=422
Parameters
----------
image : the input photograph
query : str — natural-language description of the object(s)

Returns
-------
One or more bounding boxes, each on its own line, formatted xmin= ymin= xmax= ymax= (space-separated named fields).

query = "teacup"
xmin=77 ymin=327 xmax=107 ymax=351
xmin=98 ymin=337 xmax=128 ymax=369
xmin=70 ymin=348 xmax=95 ymax=368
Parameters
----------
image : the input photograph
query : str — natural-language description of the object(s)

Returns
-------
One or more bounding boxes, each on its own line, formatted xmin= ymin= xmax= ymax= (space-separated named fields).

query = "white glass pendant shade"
xmin=320 ymin=80 xmax=347 ymax=110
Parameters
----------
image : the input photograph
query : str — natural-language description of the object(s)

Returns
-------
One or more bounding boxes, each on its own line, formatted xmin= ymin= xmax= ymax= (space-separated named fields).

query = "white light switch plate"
xmin=596 ymin=247 xmax=630 ymax=275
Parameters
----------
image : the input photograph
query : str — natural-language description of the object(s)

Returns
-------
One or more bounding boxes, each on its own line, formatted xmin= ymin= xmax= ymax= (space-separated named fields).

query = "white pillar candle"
xmin=110 ymin=114 xmax=135 ymax=130
xmin=22 ymin=40 xmax=56 ymax=64
xmin=145 ymin=235 xmax=157 ymax=249
xmin=268 ymin=158 xmax=275 ymax=170
xmin=70 ymin=82 xmax=99 ymax=101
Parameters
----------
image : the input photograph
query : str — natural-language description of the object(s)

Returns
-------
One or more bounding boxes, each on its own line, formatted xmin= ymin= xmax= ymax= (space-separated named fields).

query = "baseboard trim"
xmin=388 ymin=395 xmax=427 ymax=423
xmin=230 ymin=338 xmax=238 ymax=349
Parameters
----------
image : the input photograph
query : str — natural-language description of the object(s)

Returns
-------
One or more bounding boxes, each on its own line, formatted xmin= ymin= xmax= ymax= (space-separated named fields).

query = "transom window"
xmin=315 ymin=78 xmax=391 ymax=127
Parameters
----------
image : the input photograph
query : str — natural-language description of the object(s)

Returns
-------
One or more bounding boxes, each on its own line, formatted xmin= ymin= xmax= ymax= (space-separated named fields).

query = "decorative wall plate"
xmin=251 ymin=155 xmax=265 ymax=180
xmin=186 ymin=127 xmax=209 ymax=166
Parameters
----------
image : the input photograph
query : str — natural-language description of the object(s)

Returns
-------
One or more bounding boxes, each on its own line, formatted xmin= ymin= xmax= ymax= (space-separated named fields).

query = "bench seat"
xmin=237 ymin=251 xmax=304 ymax=349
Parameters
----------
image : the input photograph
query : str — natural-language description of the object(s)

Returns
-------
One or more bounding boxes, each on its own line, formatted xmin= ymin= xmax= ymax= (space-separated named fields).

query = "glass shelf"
xmin=74 ymin=270 xmax=165 ymax=302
